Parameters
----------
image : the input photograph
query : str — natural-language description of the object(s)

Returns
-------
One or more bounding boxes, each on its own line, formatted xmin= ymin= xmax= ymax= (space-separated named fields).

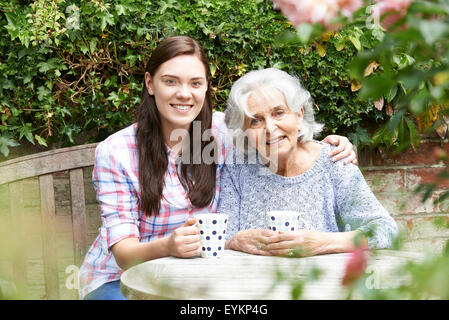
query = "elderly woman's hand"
xmin=261 ymin=230 xmax=366 ymax=257
xmin=228 ymin=229 xmax=277 ymax=256
xmin=322 ymin=135 xmax=358 ymax=165
xmin=261 ymin=230 xmax=329 ymax=257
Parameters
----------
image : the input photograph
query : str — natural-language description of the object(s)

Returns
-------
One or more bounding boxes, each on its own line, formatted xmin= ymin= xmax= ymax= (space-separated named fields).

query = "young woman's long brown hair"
xmin=136 ymin=36 xmax=218 ymax=216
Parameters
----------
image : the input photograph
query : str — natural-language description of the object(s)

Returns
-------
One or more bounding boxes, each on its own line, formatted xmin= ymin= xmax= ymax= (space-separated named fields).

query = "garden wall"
xmin=360 ymin=139 xmax=449 ymax=253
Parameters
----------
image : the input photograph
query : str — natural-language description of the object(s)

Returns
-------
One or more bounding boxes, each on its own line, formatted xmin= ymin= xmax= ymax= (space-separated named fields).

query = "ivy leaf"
xmin=37 ymin=86 xmax=51 ymax=101
xmin=79 ymin=42 xmax=89 ymax=55
xmin=89 ymin=38 xmax=98 ymax=53
xmin=348 ymin=35 xmax=362 ymax=51
xmin=115 ymin=4 xmax=126 ymax=16
xmin=0 ymin=134 xmax=20 ymax=157
xmin=370 ymin=24 xmax=385 ymax=42
xmin=405 ymin=117 xmax=420 ymax=150
xmin=61 ymin=124 xmax=79 ymax=144
xmin=37 ymin=58 xmax=60 ymax=74
xmin=1 ymin=79 xmax=14 ymax=90
xmin=393 ymin=54 xmax=415 ymax=70
xmin=4 ymin=13 xmax=19 ymax=40
xmin=18 ymin=123 xmax=34 ymax=144
xmin=37 ymin=61 xmax=52 ymax=73
xmin=315 ymin=43 xmax=326 ymax=57
xmin=34 ymin=134 xmax=48 ymax=147
xmin=23 ymin=73 xmax=33 ymax=84
xmin=333 ymin=35 xmax=346 ymax=51
xmin=349 ymin=125 xmax=372 ymax=148
xmin=209 ymin=63 xmax=217 ymax=77
xmin=348 ymin=27 xmax=364 ymax=51
xmin=100 ymin=13 xmax=115 ymax=31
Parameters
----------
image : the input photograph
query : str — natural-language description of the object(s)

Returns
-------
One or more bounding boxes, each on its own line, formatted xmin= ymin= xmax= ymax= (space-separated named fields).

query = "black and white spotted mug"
xmin=194 ymin=213 xmax=228 ymax=258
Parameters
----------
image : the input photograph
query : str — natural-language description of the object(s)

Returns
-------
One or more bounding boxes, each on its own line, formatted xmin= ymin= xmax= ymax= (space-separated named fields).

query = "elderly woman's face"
xmin=244 ymin=88 xmax=303 ymax=160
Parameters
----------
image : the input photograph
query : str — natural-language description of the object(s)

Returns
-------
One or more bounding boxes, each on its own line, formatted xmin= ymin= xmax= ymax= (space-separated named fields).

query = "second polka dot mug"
xmin=266 ymin=211 xmax=301 ymax=232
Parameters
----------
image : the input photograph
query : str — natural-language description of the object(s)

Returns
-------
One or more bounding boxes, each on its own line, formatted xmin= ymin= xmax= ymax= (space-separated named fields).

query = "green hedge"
xmin=0 ymin=0 xmax=384 ymax=157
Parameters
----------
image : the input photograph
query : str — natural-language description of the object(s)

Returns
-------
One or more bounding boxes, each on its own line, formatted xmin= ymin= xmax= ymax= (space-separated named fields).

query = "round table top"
xmin=120 ymin=249 xmax=425 ymax=300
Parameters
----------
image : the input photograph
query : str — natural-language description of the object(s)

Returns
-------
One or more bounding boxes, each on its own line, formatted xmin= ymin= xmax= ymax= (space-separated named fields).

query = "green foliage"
xmin=275 ymin=21 xmax=389 ymax=148
xmin=339 ymin=0 xmax=449 ymax=205
xmin=0 ymin=0 xmax=385 ymax=157
xmin=348 ymin=1 xmax=449 ymax=152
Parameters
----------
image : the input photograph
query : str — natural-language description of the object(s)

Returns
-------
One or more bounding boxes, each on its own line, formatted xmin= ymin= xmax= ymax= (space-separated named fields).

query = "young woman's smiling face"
xmin=145 ymin=54 xmax=208 ymax=143
xmin=244 ymin=87 xmax=303 ymax=162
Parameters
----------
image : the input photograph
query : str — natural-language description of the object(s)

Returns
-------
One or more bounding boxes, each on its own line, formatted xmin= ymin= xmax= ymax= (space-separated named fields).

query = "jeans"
xmin=84 ymin=280 xmax=127 ymax=300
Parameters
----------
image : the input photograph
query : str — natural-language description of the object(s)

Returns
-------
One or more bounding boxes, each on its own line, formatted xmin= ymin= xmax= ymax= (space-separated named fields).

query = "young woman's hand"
xmin=167 ymin=218 xmax=201 ymax=258
xmin=322 ymin=135 xmax=358 ymax=165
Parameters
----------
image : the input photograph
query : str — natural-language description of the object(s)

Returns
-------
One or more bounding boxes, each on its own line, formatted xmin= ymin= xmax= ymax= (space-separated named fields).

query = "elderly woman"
xmin=218 ymin=68 xmax=398 ymax=257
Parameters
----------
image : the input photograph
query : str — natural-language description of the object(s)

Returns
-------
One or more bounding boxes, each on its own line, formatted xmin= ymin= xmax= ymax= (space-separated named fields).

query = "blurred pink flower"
xmin=341 ymin=248 xmax=369 ymax=287
xmin=273 ymin=0 xmax=363 ymax=27
xmin=339 ymin=0 xmax=364 ymax=18
xmin=372 ymin=0 xmax=413 ymax=29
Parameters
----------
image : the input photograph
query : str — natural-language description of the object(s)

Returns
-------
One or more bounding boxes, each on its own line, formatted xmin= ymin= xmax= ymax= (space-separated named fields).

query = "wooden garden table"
xmin=120 ymin=249 xmax=425 ymax=300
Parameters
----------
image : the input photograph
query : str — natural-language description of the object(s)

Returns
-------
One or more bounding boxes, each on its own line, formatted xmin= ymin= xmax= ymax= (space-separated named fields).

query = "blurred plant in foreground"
xmin=284 ymin=221 xmax=449 ymax=299
xmin=345 ymin=236 xmax=449 ymax=299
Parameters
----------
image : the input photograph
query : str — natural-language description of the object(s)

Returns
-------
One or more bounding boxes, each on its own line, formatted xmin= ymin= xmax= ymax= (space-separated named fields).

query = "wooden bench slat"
xmin=69 ymin=168 xmax=88 ymax=267
xmin=0 ymin=143 xmax=98 ymax=185
xmin=9 ymin=181 xmax=28 ymax=298
xmin=39 ymin=174 xmax=60 ymax=300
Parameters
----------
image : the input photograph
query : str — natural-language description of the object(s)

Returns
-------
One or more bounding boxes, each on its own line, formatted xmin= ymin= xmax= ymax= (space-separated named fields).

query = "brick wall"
xmin=359 ymin=139 xmax=449 ymax=253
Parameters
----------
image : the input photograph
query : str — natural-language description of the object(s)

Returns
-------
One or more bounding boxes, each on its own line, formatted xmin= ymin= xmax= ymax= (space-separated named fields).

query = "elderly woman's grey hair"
xmin=225 ymin=68 xmax=324 ymax=152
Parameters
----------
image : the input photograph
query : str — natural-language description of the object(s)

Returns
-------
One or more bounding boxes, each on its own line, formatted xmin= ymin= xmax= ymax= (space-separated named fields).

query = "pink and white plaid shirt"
xmin=78 ymin=112 xmax=231 ymax=299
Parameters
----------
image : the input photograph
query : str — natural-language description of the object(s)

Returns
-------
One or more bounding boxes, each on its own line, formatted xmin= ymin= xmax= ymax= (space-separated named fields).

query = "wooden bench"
xmin=0 ymin=143 xmax=100 ymax=299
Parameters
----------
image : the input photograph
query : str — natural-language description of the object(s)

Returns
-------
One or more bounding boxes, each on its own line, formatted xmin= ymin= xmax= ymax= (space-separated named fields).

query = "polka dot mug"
xmin=194 ymin=213 xmax=228 ymax=258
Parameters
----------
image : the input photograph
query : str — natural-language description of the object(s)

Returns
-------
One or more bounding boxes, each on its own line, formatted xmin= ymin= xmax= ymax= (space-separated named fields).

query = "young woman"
xmin=78 ymin=36 xmax=356 ymax=300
